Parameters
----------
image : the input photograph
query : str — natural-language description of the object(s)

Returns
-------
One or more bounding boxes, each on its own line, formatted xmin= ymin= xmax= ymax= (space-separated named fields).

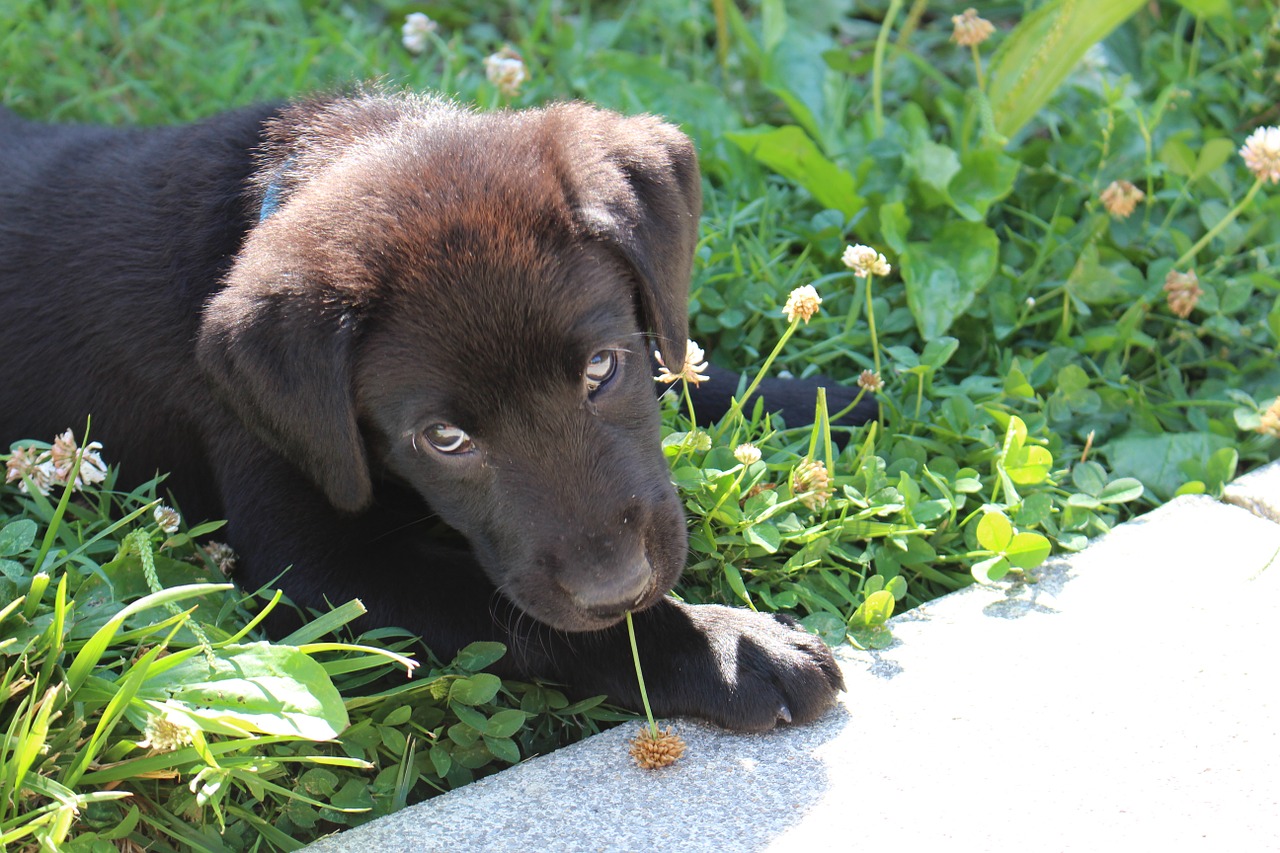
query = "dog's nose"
xmin=570 ymin=558 xmax=654 ymax=615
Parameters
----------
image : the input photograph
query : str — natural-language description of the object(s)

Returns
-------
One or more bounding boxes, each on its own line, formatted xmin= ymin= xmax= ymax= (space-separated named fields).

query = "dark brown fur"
xmin=0 ymin=92 xmax=861 ymax=731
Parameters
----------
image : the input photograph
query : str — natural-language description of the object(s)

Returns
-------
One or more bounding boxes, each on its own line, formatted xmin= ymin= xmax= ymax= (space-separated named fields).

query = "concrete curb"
xmin=305 ymin=462 xmax=1280 ymax=852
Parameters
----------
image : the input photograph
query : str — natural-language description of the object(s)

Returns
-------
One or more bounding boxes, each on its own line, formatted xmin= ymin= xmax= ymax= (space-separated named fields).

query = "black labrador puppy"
xmin=0 ymin=92 xmax=869 ymax=731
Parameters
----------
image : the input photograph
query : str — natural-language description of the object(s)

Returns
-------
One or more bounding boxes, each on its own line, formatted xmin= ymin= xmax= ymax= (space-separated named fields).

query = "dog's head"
xmin=197 ymin=93 xmax=700 ymax=631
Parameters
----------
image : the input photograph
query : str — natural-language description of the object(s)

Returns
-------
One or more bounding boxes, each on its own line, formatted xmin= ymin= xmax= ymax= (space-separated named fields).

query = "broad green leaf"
xmin=880 ymin=201 xmax=911 ymax=255
xmin=137 ymin=641 xmax=347 ymax=740
xmin=429 ymin=744 xmax=452 ymax=778
xmin=1099 ymin=477 xmax=1144 ymax=504
xmin=381 ymin=705 xmax=412 ymax=727
xmin=1007 ymin=445 xmax=1054 ymax=486
xmin=485 ymin=709 xmax=529 ymax=739
xmin=948 ymin=148 xmax=1020 ymax=221
xmin=449 ymin=674 xmax=502 ymax=706
xmin=1068 ymin=493 xmax=1103 ymax=509
xmin=987 ymin=0 xmax=1145 ymax=138
xmin=483 ymin=735 xmax=521 ymax=765
xmin=745 ymin=522 xmax=782 ymax=553
xmin=451 ymin=703 xmax=488 ymax=732
xmin=921 ymin=337 xmax=960 ymax=370
xmin=976 ymin=511 xmax=1013 ymax=552
xmin=906 ymin=139 xmax=961 ymax=198
xmin=1204 ymin=447 xmax=1239 ymax=489
xmin=726 ymin=126 xmax=865 ymax=218
xmin=1105 ymin=432 xmax=1234 ymax=501
xmin=971 ymin=555 xmax=1010 ymax=583
xmin=848 ymin=623 xmax=894 ymax=650
xmin=856 ymin=590 xmax=895 ymax=627
xmin=1193 ymin=138 xmax=1237 ymax=181
xmin=900 ymin=221 xmax=1000 ymax=338
xmin=1160 ymin=137 xmax=1197 ymax=177
xmin=1005 ymin=533 xmax=1052 ymax=570
xmin=1071 ymin=461 xmax=1107 ymax=496
xmin=763 ymin=29 xmax=836 ymax=146
xmin=799 ymin=612 xmax=847 ymax=646
xmin=452 ymin=642 xmax=507 ymax=672
xmin=0 ymin=519 xmax=37 ymax=557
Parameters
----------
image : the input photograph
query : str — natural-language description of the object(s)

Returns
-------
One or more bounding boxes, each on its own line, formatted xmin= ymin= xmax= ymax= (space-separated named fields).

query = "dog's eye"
xmin=584 ymin=351 xmax=618 ymax=394
xmin=423 ymin=423 xmax=474 ymax=454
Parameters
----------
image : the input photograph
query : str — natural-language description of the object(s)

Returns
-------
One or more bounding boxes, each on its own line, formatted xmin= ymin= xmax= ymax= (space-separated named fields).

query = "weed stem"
xmin=1175 ymin=177 xmax=1263 ymax=268
xmin=625 ymin=612 xmax=659 ymax=739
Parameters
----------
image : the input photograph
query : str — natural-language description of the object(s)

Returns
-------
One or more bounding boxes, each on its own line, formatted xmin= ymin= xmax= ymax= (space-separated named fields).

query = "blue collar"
xmin=258 ymin=157 xmax=295 ymax=222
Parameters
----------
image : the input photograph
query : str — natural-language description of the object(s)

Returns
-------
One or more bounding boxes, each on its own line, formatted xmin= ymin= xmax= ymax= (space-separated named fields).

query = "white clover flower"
xmin=783 ymin=285 xmax=822 ymax=324
xmin=401 ymin=13 xmax=437 ymax=55
xmin=154 ymin=505 xmax=181 ymax=535
xmin=841 ymin=244 xmax=891 ymax=278
xmin=1240 ymin=126 xmax=1280 ymax=184
xmin=139 ymin=712 xmax=195 ymax=753
xmin=655 ymin=339 xmax=710 ymax=386
xmin=50 ymin=429 xmax=107 ymax=490
xmin=792 ymin=459 xmax=834 ymax=511
xmin=734 ymin=443 xmax=762 ymax=466
xmin=485 ymin=46 xmax=529 ymax=97
xmin=5 ymin=445 xmax=54 ymax=495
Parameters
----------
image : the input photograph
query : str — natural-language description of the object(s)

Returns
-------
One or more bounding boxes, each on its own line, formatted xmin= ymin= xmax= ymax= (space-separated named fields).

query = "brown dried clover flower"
xmin=1163 ymin=269 xmax=1203 ymax=319
xmin=951 ymin=8 xmax=995 ymax=47
xmin=1100 ymin=180 xmax=1145 ymax=219
xmin=629 ymin=726 xmax=686 ymax=769
xmin=857 ymin=370 xmax=885 ymax=393
xmin=200 ymin=542 xmax=238 ymax=576
xmin=1258 ymin=398 xmax=1280 ymax=438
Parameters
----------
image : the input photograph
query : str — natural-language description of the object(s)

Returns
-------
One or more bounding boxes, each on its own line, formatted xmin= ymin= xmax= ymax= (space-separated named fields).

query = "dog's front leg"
xmin=530 ymin=597 xmax=845 ymax=732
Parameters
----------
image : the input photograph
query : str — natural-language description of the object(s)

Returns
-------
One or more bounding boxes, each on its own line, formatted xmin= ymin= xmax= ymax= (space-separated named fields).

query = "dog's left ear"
xmin=197 ymin=237 xmax=373 ymax=514
xmin=557 ymin=107 xmax=702 ymax=373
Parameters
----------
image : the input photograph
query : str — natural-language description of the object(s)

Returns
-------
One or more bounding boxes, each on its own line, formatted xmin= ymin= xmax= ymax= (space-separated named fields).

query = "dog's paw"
xmin=645 ymin=602 xmax=845 ymax=732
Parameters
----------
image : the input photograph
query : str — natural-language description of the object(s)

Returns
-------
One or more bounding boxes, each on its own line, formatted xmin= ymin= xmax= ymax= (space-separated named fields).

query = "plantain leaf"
xmin=987 ymin=0 xmax=1145 ymax=139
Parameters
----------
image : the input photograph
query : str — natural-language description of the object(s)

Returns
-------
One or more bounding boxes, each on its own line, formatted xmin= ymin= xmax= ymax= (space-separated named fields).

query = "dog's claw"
xmin=777 ymin=704 xmax=793 ymax=724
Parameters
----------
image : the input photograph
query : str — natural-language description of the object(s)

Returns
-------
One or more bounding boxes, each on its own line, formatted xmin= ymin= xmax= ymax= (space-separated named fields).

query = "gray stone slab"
xmin=1223 ymin=457 xmax=1280 ymax=524
xmin=305 ymin=495 xmax=1280 ymax=852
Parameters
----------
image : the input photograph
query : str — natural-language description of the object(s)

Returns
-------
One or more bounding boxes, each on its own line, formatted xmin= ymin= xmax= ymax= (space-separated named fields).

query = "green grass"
xmin=3 ymin=0 xmax=1279 ymax=849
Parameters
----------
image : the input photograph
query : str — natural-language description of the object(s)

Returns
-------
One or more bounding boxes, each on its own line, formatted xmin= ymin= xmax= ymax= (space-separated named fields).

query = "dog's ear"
xmin=558 ymin=107 xmax=702 ymax=373
xmin=197 ymin=238 xmax=372 ymax=513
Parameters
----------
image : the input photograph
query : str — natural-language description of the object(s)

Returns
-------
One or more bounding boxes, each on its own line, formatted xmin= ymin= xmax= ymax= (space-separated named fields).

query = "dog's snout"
xmin=568 ymin=557 xmax=654 ymax=616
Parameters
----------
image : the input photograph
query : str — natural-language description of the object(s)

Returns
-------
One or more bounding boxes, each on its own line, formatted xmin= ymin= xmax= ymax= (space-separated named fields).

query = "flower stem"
xmin=713 ymin=320 xmax=799 ymax=442
xmin=830 ymin=387 xmax=869 ymax=423
xmin=864 ymin=273 xmax=882 ymax=376
xmin=1174 ymin=177 xmax=1263 ymax=268
xmin=871 ymin=0 xmax=904 ymax=137
xmin=971 ymin=43 xmax=985 ymax=92
xmin=625 ymin=611 xmax=659 ymax=739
